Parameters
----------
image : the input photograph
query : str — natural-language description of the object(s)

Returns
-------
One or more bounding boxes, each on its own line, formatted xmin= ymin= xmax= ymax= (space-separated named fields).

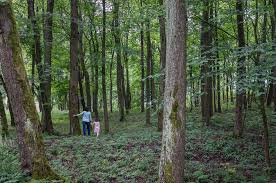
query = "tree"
xmin=157 ymin=0 xmax=166 ymax=131
xmin=102 ymin=0 xmax=109 ymax=132
xmin=272 ymin=0 xmax=276 ymax=112
xmin=140 ymin=0 xmax=145 ymax=113
xmin=146 ymin=20 xmax=151 ymax=125
xmin=0 ymin=87 xmax=8 ymax=139
xmin=159 ymin=0 xmax=187 ymax=181
xmin=112 ymin=0 xmax=125 ymax=121
xmin=234 ymin=0 xmax=246 ymax=137
xmin=124 ymin=32 xmax=131 ymax=113
xmin=42 ymin=0 xmax=55 ymax=133
xmin=200 ymin=0 xmax=213 ymax=126
xmin=0 ymin=1 xmax=58 ymax=179
xmin=69 ymin=0 xmax=81 ymax=135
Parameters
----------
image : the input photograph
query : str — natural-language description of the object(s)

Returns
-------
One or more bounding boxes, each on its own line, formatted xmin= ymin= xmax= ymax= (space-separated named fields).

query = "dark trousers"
xmin=82 ymin=121 xmax=91 ymax=136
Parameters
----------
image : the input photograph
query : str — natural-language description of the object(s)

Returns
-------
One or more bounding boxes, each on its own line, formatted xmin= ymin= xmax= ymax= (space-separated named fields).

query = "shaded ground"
xmin=0 ymin=107 xmax=275 ymax=182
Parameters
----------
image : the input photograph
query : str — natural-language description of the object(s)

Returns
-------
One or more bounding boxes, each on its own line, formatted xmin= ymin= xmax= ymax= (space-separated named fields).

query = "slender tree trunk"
xmin=69 ymin=0 xmax=81 ymax=135
xmin=267 ymin=82 xmax=273 ymax=106
xmin=258 ymin=0 xmax=271 ymax=168
xmin=42 ymin=0 xmax=54 ymax=133
xmin=215 ymin=2 xmax=222 ymax=113
xmin=226 ymin=74 xmax=229 ymax=107
xmin=146 ymin=20 xmax=151 ymax=125
xmin=90 ymin=25 xmax=99 ymax=119
xmin=159 ymin=0 xmax=187 ymax=181
xmin=27 ymin=0 xmax=45 ymax=122
xmin=0 ymin=2 xmax=58 ymax=178
xmin=79 ymin=11 xmax=91 ymax=111
xmin=272 ymin=0 xmax=276 ymax=112
xmin=234 ymin=0 xmax=246 ymax=137
xmin=124 ymin=33 xmax=131 ymax=113
xmin=213 ymin=69 xmax=217 ymax=112
xmin=157 ymin=0 xmax=166 ymax=131
xmin=78 ymin=69 xmax=86 ymax=110
xmin=0 ymin=88 xmax=8 ymax=139
xmin=110 ymin=50 xmax=114 ymax=112
xmin=112 ymin=0 xmax=125 ymax=121
xmin=200 ymin=0 xmax=212 ymax=126
xmin=27 ymin=0 xmax=37 ymax=96
xmin=0 ymin=75 xmax=15 ymax=126
xmin=140 ymin=0 xmax=145 ymax=113
xmin=102 ymin=0 xmax=109 ymax=132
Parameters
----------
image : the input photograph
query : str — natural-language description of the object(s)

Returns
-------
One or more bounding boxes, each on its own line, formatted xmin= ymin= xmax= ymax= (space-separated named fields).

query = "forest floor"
xmin=0 ymin=107 xmax=275 ymax=183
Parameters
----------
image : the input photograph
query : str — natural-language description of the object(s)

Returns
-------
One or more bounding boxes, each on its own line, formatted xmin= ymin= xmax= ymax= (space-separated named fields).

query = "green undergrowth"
xmin=0 ymin=108 xmax=274 ymax=182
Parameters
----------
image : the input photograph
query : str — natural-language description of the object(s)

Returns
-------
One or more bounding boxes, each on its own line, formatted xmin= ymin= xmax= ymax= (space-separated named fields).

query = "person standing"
xmin=74 ymin=107 xmax=92 ymax=136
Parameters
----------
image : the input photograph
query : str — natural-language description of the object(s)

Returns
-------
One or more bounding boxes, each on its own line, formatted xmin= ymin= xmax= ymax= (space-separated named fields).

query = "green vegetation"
xmin=1 ymin=108 xmax=274 ymax=182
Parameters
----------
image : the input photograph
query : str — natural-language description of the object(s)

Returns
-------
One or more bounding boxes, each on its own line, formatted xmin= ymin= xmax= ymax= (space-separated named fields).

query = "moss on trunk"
xmin=0 ymin=1 xmax=59 ymax=180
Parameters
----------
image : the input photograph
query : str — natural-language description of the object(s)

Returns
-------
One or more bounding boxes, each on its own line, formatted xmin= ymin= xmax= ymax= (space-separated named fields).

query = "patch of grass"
xmin=1 ymin=108 xmax=273 ymax=182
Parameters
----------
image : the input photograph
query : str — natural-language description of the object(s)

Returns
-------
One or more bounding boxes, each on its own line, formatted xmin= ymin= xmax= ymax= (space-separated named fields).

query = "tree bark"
xmin=112 ymin=0 xmax=125 ymax=121
xmin=200 ymin=0 xmax=212 ymax=126
xmin=78 ymin=68 xmax=86 ymax=110
xmin=159 ymin=0 xmax=187 ymax=181
xmin=0 ymin=1 xmax=58 ymax=178
xmin=69 ymin=0 xmax=81 ymax=135
xmin=258 ymin=0 xmax=271 ymax=168
xmin=110 ymin=50 xmax=114 ymax=112
xmin=234 ymin=0 xmax=246 ymax=137
xmin=90 ymin=25 xmax=99 ymax=119
xmin=146 ymin=20 xmax=151 ymax=125
xmin=215 ymin=1 xmax=222 ymax=113
xmin=158 ymin=0 xmax=166 ymax=132
xmin=124 ymin=32 xmax=131 ymax=114
xmin=42 ymin=0 xmax=54 ymax=133
xmin=140 ymin=0 xmax=145 ymax=113
xmin=272 ymin=0 xmax=276 ymax=112
xmin=102 ymin=0 xmax=109 ymax=132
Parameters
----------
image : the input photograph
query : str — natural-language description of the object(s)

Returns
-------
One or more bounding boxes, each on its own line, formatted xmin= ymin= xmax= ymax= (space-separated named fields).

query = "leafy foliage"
xmin=1 ymin=109 xmax=272 ymax=182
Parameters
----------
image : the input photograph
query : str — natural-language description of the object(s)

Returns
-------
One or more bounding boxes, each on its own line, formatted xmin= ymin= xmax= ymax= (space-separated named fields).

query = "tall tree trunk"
xmin=102 ymin=0 xmax=109 ymax=132
xmin=272 ymin=0 xmax=276 ymax=112
xmin=234 ymin=0 xmax=246 ymax=137
xmin=0 ymin=1 xmax=58 ymax=178
xmin=140 ymin=0 xmax=145 ymax=112
xmin=159 ymin=0 xmax=187 ymax=181
xmin=215 ymin=1 xmax=222 ymax=113
xmin=42 ymin=0 xmax=54 ymax=133
xmin=112 ymin=0 xmax=125 ymax=121
xmin=27 ymin=0 xmax=38 ymax=96
xmin=69 ymin=0 xmax=81 ymax=135
xmin=0 ymin=75 xmax=15 ymax=126
xmin=110 ymin=50 xmax=114 ymax=112
xmin=91 ymin=27 xmax=99 ymax=119
xmin=267 ymin=83 xmax=273 ymax=106
xmin=124 ymin=33 xmax=131 ymax=113
xmin=157 ymin=0 xmax=166 ymax=131
xmin=258 ymin=0 xmax=271 ymax=168
xmin=200 ymin=0 xmax=212 ymax=126
xmin=79 ymin=10 xmax=91 ymax=111
xmin=78 ymin=69 xmax=86 ymax=110
xmin=27 ymin=0 xmax=44 ymax=120
xmin=146 ymin=20 xmax=151 ymax=125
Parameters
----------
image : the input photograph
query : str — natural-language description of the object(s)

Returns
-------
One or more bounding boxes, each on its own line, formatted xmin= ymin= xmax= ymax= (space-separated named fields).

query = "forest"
xmin=0 ymin=0 xmax=275 ymax=182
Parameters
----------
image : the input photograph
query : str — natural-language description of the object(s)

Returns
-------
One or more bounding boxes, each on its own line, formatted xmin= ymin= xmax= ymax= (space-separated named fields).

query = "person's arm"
xmin=73 ymin=111 xmax=83 ymax=117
